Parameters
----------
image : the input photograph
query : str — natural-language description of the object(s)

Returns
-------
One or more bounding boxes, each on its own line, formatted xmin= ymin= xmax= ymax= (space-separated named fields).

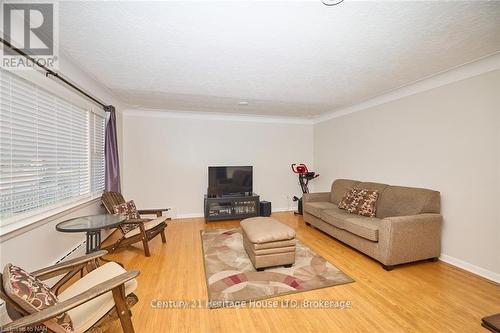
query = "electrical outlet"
xmin=166 ymin=207 xmax=175 ymax=219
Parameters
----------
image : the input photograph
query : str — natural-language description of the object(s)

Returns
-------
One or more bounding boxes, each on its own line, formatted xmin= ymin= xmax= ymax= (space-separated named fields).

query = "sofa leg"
xmin=382 ymin=264 xmax=394 ymax=271
xmin=429 ymin=257 xmax=439 ymax=262
xmin=284 ymin=264 xmax=293 ymax=268
xmin=256 ymin=268 xmax=265 ymax=272
xmin=305 ymin=222 xmax=311 ymax=226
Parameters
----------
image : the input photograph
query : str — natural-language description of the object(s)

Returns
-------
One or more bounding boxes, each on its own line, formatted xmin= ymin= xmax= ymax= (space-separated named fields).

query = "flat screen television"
xmin=208 ymin=166 xmax=253 ymax=196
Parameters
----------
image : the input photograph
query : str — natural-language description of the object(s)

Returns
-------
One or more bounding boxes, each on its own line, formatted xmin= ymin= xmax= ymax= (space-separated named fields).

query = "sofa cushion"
xmin=376 ymin=185 xmax=441 ymax=218
xmin=338 ymin=188 xmax=379 ymax=217
xmin=320 ymin=207 xmax=353 ymax=229
xmin=330 ymin=179 xmax=361 ymax=204
xmin=355 ymin=182 xmax=389 ymax=194
xmin=343 ymin=216 xmax=380 ymax=241
xmin=321 ymin=207 xmax=380 ymax=241
xmin=304 ymin=201 xmax=337 ymax=218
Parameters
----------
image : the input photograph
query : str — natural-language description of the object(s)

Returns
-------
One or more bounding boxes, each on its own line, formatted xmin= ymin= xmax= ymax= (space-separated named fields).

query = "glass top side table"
xmin=56 ymin=214 xmax=126 ymax=253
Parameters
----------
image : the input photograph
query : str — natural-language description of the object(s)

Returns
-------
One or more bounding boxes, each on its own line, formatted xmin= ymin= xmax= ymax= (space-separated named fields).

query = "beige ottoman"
xmin=241 ymin=217 xmax=296 ymax=271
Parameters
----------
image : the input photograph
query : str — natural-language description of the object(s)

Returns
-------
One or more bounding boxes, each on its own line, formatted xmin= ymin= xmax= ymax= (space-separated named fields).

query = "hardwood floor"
xmin=102 ymin=212 xmax=499 ymax=333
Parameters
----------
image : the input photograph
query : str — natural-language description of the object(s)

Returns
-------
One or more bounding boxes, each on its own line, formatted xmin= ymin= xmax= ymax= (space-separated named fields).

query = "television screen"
xmin=208 ymin=166 xmax=253 ymax=196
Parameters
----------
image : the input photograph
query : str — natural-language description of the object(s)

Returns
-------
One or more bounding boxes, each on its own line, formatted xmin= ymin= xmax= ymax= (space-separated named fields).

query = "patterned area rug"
xmin=201 ymin=228 xmax=353 ymax=307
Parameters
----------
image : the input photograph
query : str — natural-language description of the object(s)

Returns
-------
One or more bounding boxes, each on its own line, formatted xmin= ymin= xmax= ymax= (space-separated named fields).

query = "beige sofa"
xmin=303 ymin=179 xmax=442 ymax=270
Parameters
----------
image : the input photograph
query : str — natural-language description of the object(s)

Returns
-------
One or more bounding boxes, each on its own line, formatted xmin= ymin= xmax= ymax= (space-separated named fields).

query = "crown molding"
xmin=314 ymin=52 xmax=500 ymax=124
xmin=123 ymin=108 xmax=314 ymax=125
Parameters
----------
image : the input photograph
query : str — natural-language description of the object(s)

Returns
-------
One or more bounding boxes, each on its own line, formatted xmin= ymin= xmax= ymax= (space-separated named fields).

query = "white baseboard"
xmin=272 ymin=207 xmax=294 ymax=212
xmin=439 ymin=254 xmax=500 ymax=284
xmin=176 ymin=213 xmax=204 ymax=219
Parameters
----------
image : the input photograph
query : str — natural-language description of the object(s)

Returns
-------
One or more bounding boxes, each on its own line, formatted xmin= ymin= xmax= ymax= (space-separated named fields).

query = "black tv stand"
xmin=221 ymin=192 xmax=252 ymax=198
xmin=204 ymin=193 xmax=260 ymax=222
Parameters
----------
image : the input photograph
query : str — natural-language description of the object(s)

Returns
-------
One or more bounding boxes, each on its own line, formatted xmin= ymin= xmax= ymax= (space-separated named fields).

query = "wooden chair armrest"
xmin=1 ymin=270 xmax=140 ymax=331
xmin=31 ymin=250 xmax=108 ymax=280
xmin=138 ymin=208 xmax=170 ymax=217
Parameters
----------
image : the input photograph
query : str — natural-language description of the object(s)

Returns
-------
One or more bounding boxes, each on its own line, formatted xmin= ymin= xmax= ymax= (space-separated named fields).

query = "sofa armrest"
xmin=303 ymin=192 xmax=330 ymax=203
xmin=378 ymin=213 xmax=442 ymax=266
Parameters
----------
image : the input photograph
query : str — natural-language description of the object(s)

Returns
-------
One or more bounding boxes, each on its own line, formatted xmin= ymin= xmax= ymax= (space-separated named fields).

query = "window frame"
xmin=0 ymin=68 xmax=106 ymax=236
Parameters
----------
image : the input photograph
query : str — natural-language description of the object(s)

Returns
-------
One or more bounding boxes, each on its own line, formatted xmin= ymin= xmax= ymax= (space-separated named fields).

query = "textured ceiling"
xmin=59 ymin=1 xmax=500 ymax=117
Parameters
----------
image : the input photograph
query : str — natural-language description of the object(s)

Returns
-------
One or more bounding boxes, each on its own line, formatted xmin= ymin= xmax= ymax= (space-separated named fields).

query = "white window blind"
xmin=0 ymin=69 xmax=106 ymax=224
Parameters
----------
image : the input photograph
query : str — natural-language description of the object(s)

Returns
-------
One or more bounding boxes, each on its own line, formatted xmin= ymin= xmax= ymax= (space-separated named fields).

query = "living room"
xmin=0 ymin=1 xmax=499 ymax=332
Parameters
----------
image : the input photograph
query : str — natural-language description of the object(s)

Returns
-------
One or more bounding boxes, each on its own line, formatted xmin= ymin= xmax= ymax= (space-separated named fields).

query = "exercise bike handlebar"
xmin=291 ymin=163 xmax=308 ymax=174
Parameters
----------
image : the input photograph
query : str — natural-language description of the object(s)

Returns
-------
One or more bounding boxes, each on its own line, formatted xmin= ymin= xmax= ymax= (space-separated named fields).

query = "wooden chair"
xmin=0 ymin=251 xmax=139 ymax=333
xmin=101 ymin=191 xmax=169 ymax=257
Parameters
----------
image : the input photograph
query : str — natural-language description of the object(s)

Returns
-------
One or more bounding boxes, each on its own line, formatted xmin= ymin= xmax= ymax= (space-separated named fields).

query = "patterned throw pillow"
xmin=338 ymin=188 xmax=379 ymax=217
xmin=113 ymin=200 xmax=140 ymax=234
xmin=2 ymin=264 xmax=74 ymax=333
xmin=113 ymin=200 xmax=140 ymax=220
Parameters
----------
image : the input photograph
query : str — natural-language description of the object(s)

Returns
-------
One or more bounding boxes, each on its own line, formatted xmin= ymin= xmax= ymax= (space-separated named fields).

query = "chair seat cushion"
xmin=321 ymin=207 xmax=380 ymax=241
xmin=303 ymin=201 xmax=337 ymax=218
xmin=124 ymin=216 xmax=167 ymax=239
xmin=58 ymin=262 xmax=137 ymax=333
xmin=240 ymin=217 xmax=295 ymax=243
xmin=2 ymin=264 xmax=74 ymax=333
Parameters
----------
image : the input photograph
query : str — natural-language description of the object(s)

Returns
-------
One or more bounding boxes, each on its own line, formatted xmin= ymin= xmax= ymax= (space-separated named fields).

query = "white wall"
xmin=314 ymin=69 xmax=500 ymax=281
xmin=122 ymin=111 xmax=314 ymax=217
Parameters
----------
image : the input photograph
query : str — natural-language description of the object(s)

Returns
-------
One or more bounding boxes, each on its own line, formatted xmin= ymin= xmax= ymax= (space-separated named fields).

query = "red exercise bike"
xmin=291 ymin=163 xmax=319 ymax=215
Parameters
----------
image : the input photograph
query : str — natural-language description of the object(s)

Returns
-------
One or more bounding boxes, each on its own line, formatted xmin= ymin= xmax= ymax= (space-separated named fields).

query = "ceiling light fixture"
xmin=238 ymin=101 xmax=249 ymax=106
xmin=321 ymin=0 xmax=344 ymax=6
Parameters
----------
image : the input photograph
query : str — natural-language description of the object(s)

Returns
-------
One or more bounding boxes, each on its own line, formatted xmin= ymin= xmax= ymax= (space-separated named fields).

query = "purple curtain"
xmin=104 ymin=105 xmax=121 ymax=192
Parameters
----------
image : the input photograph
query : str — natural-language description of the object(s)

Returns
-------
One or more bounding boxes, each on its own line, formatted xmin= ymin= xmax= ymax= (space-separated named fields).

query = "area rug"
xmin=201 ymin=228 xmax=353 ymax=308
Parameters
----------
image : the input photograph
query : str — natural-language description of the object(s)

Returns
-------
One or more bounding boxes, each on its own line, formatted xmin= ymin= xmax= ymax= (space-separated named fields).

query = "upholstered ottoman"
xmin=240 ymin=217 xmax=296 ymax=271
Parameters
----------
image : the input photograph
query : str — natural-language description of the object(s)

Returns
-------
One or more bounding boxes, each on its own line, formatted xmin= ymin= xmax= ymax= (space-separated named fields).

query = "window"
xmin=0 ymin=69 xmax=105 ymax=226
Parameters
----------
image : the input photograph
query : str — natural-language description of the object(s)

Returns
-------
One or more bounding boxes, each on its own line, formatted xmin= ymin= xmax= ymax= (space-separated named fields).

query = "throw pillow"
xmin=113 ymin=200 xmax=141 ymax=234
xmin=2 ymin=264 xmax=74 ymax=333
xmin=338 ymin=188 xmax=379 ymax=217
xmin=113 ymin=200 xmax=140 ymax=220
